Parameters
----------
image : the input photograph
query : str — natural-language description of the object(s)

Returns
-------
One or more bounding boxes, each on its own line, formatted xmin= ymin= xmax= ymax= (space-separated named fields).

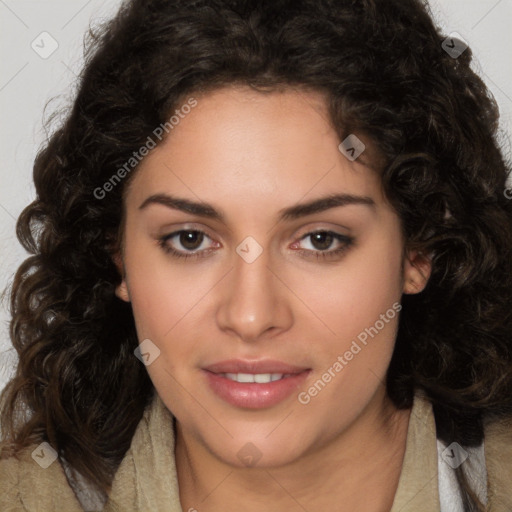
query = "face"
xmin=115 ymin=85 xmax=430 ymax=468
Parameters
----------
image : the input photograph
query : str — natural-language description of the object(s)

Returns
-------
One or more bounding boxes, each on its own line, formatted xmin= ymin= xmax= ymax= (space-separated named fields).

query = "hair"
xmin=1 ymin=0 xmax=511 ymax=509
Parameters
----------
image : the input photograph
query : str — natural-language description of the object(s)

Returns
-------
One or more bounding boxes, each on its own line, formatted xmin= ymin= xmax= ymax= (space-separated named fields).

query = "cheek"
xmin=293 ymin=231 xmax=403 ymax=344
xmin=293 ymin=242 xmax=403 ymax=415
xmin=124 ymin=236 xmax=206 ymax=337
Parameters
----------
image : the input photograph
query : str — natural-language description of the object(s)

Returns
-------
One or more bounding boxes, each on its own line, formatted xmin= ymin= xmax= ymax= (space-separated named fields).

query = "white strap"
xmin=437 ymin=438 xmax=488 ymax=511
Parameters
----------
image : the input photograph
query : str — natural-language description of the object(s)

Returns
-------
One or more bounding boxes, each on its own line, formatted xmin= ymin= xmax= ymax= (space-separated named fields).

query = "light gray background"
xmin=1 ymin=0 xmax=512 ymax=394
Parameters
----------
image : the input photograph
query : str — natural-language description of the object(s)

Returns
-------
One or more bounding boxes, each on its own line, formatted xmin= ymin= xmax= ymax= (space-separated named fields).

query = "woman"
xmin=1 ymin=0 xmax=511 ymax=510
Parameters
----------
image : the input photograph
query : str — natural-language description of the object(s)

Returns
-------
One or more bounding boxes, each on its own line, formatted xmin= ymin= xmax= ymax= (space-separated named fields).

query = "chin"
xmin=204 ymin=432 xmax=310 ymax=470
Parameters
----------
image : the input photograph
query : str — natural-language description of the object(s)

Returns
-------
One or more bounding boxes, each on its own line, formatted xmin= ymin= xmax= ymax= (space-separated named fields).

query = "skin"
xmin=114 ymin=85 xmax=431 ymax=511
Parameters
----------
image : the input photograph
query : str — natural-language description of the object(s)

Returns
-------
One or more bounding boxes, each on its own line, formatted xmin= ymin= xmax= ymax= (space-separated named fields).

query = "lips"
xmin=202 ymin=359 xmax=311 ymax=409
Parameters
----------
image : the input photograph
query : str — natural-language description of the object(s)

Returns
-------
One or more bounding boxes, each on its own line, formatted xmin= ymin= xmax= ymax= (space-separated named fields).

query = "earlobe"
xmin=403 ymin=249 xmax=432 ymax=295
xmin=115 ymin=280 xmax=131 ymax=302
xmin=112 ymin=252 xmax=131 ymax=302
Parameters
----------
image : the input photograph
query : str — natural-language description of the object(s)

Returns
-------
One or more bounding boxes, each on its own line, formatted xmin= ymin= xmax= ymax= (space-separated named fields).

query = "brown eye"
xmin=158 ymin=229 xmax=215 ymax=258
xmin=295 ymin=230 xmax=355 ymax=261
xmin=179 ymin=231 xmax=204 ymax=250
xmin=309 ymin=232 xmax=335 ymax=251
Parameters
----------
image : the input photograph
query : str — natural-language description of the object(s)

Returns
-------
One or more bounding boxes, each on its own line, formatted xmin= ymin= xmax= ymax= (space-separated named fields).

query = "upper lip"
xmin=203 ymin=359 xmax=310 ymax=374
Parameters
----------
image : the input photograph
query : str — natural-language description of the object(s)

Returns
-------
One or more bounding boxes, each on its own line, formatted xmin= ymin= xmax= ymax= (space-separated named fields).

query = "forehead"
xmin=125 ymin=86 xmax=385 ymax=217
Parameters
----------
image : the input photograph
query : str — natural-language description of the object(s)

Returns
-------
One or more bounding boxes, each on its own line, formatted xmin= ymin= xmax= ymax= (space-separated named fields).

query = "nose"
xmin=215 ymin=244 xmax=294 ymax=343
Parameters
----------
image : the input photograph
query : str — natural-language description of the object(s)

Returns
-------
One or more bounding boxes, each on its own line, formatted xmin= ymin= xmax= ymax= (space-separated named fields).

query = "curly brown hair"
xmin=1 ymin=0 xmax=511 ymax=510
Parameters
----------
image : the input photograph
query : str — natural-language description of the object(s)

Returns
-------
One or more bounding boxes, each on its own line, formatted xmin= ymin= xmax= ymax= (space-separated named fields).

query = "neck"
xmin=175 ymin=387 xmax=411 ymax=512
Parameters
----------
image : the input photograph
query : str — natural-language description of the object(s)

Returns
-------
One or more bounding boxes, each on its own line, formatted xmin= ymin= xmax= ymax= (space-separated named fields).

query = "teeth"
xmin=223 ymin=373 xmax=285 ymax=383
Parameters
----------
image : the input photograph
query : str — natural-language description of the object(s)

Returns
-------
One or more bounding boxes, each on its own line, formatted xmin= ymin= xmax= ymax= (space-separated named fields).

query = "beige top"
xmin=1 ymin=390 xmax=511 ymax=511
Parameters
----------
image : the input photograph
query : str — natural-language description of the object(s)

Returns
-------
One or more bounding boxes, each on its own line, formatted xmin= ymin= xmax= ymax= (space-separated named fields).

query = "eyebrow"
xmin=139 ymin=192 xmax=375 ymax=222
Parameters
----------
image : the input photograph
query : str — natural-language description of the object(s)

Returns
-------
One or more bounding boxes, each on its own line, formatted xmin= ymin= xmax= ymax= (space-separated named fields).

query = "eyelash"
xmin=157 ymin=229 xmax=354 ymax=261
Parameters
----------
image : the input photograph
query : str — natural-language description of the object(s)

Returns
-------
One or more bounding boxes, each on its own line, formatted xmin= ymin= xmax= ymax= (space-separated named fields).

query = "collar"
xmin=390 ymin=391 xmax=440 ymax=511
xmin=4 ymin=389 xmax=511 ymax=511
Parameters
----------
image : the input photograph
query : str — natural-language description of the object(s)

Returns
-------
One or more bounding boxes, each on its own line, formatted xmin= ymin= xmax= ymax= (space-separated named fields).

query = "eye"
xmin=157 ymin=228 xmax=354 ymax=261
xmin=293 ymin=230 xmax=354 ymax=260
xmin=158 ymin=229 xmax=217 ymax=259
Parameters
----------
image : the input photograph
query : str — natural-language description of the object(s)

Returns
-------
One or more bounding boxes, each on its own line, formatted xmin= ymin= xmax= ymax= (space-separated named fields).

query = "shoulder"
xmin=0 ymin=448 xmax=29 ymax=510
xmin=0 ymin=444 xmax=84 ymax=511
xmin=483 ymin=415 xmax=512 ymax=509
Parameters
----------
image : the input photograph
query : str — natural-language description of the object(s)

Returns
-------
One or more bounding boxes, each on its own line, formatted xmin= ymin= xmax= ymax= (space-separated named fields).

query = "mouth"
xmin=215 ymin=372 xmax=295 ymax=384
xmin=202 ymin=359 xmax=311 ymax=409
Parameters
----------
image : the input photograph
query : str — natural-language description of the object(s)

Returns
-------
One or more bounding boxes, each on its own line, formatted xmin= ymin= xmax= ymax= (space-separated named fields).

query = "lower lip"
xmin=203 ymin=370 xmax=311 ymax=409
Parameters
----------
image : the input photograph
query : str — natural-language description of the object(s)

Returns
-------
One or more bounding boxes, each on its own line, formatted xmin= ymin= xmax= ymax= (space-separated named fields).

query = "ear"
xmin=112 ymin=252 xmax=131 ymax=302
xmin=403 ymin=249 xmax=432 ymax=295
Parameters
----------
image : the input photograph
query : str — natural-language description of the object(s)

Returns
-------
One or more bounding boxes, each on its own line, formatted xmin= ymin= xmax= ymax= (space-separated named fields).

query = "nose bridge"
xmin=215 ymin=238 xmax=291 ymax=341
